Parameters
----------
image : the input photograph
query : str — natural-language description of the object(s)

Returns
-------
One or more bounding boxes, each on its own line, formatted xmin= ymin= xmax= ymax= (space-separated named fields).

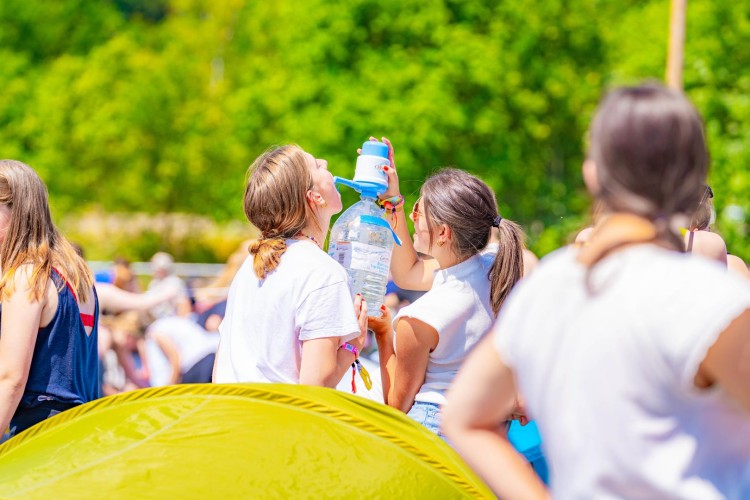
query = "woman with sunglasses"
xmin=367 ymin=139 xmax=527 ymax=437
xmin=442 ymin=84 xmax=750 ymax=499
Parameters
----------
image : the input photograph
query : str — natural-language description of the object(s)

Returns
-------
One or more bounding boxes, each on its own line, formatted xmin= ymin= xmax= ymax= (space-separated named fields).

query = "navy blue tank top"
xmin=11 ymin=268 xmax=100 ymax=409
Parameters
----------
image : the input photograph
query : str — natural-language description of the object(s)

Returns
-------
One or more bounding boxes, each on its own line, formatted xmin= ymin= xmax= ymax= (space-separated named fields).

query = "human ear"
xmin=439 ymin=224 xmax=451 ymax=244
xmin=306 ymin=190 xmax=327 ymax=208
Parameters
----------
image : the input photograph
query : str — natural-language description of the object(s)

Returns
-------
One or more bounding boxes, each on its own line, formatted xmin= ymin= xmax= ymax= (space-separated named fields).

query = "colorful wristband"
xmin=339 ymin=342 xmax=359 ymax=358
xmin=376 ymin=195 xmax=405 ymax=230
xmin=377 ymin=194 xmax=404 ymax=212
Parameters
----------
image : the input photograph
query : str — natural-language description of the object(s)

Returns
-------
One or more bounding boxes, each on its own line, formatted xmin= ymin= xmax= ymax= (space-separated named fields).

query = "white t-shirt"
xmin=494 ymin=245 xmax=750 ymax=499
xmin=214 ymin=239 xmax=360 ymax=384
xmin=394 ymin=254 xmax=495 ymax=405
xmin=146 ymin=316 xmax=220 ymax=387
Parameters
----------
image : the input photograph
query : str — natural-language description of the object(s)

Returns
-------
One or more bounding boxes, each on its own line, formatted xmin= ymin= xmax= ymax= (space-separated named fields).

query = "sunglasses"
xmin=410 ymin=200 xmax=423 ymax=222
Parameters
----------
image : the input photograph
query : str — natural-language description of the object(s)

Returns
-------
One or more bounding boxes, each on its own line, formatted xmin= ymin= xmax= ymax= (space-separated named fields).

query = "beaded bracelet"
xmin=376 ymin=195 xmax=405 ymax=229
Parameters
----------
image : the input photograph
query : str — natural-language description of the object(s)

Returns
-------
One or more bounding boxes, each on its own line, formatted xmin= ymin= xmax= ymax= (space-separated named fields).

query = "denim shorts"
xmin=407 ymin=401 xmax=446 ymax=440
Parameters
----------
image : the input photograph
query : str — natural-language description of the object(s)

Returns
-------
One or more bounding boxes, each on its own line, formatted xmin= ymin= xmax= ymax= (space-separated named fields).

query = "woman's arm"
xmin=0 ymin=266 xmax=45 ymax=434
xmin=696 ymin=308 xmax=750 ymax=413
xmin=113 ymin=339 xmax=149 ymax=388
xmin=299 ymin=294 xmax=368 ymax=388
xmin=96 ymin=283 xmax=177 ymax=313
xmin=374 ymin=314 xmax=437 ymax=413
xmin=442 ymin=336 xmax=548 ymax=499
xmin=151 ymin=332 xmax=182 ymax=385
xmin=299 ymin=336 xmax=356 ymax=387
xmin=727 ymin=254 xmax=750 ymax=281
xmin=377 ymin=137 xmax=439 ymax=292
xmin=368 ymin=305 xmax=395 ymax=401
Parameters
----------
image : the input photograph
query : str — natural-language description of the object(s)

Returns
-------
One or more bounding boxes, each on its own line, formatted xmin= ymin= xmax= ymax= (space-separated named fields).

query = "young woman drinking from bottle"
xmin=213 ymin=145 xmax=367 ymax=387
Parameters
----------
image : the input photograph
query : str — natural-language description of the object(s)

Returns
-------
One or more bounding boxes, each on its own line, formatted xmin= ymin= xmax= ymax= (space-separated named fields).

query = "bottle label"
xmin=329 ymin=242 xmax=352 ymax=268
xmin=329 ymin=241 xmax=390 ymax=276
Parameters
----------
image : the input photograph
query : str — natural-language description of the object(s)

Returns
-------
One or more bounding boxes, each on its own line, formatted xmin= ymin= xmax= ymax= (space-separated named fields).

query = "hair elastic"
xmin=492 ymin=215 xmax=503 ymax=228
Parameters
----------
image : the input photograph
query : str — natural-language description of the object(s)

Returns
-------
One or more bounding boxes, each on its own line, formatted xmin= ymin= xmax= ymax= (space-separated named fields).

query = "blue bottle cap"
xmin=361 ymin=140 xmax=389 ymax=159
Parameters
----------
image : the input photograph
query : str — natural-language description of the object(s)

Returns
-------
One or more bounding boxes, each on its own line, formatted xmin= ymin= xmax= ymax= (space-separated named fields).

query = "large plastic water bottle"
xmin=328 ymin=141 xmax=401 ymax=316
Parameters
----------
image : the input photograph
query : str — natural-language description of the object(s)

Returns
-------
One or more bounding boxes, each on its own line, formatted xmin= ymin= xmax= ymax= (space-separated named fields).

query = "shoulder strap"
xmin=52 ymin=267 xmax=95 ymax=327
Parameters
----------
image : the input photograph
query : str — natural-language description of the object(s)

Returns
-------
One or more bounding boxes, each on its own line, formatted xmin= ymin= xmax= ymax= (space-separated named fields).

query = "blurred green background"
xmin=1 ymin=0 xmax=748 ymax=263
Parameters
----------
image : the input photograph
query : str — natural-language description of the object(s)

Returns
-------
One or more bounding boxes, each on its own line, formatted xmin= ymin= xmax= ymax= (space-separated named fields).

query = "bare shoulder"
xmin=6 ymin=264 xmax=47 ymax=298
xmin=727 ymin=254 xmax=750 ymax=281
xmin=685 ymin=230 xmax=727 ymax=265
xmin=522 ymin=249 xmax=539 ymax=277
xmin=575 ymin=227 xmax=594 ymax=245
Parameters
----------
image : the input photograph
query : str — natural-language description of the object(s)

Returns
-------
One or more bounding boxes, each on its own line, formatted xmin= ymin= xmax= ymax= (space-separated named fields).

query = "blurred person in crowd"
xmin=95 ymin=257 xmax=141 ymax=293
xmin=443 ymin=84 xmax=750 ymax=499
xmin=0 ymin=160 xmax=99 ymax=441
xmin=96 ymin=286 xmax=179 ymax=395
xmin=213 ymin=145 xmax=367 ymax=387
xmin=193 ymin=240 xmax=250 ymax=314
xmin=147 ymin=251 xmax=190 ymax=318
xmin=112 ymin=257 xmax=140 ymax=292
xmin=99 ymin=312 xmax=150 ymax=395
xmin=145 ymin=315 xmax=219 ymax=386
xmin=196 ymin=299 xmax=226 ymax=333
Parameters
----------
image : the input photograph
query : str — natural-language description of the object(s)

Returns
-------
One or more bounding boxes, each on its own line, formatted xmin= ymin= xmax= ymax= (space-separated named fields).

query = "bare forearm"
xmin=169 ymin=365 xmax=182 ymax=385
xmin=389 ymin=209 xmax=429 ymax=291
xmin=0 ymin=380 xmax=24 ymax=436
xmin=331 ymin=349 xmax=357 ymax=387
xmin=378 ymin=345 xmax=395 ymax=404
xmin=447 ymin=426 xmax=548 ymax=499
xmin=98 ymin=284 xmax=167 ymax=313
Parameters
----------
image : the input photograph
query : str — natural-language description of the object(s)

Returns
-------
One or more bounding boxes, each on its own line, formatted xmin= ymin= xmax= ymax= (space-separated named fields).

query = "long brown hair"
xmin=586 ymin=84 xmax=708 ymax=267
xmin=420 ymin=168 xmax=524 ymax=315
xmin=0 ymin=160 xmax=93 ymax=301
xmin=243 ymin=145 xmax=318 ymax=279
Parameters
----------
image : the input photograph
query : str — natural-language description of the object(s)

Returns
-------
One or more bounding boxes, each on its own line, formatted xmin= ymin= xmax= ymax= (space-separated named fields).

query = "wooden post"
xmin=666 ymin=0 xmax=687 ymax=90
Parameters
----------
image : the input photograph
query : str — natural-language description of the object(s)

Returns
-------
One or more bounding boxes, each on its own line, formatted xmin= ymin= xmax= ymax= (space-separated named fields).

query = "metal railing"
xmin=87 ymin=261 xmax=226 ymax=279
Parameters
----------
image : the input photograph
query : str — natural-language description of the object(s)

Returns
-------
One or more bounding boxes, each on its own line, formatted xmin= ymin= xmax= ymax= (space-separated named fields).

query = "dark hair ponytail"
xmin=420 ymin=168 xmax=526 ymax=315
xmin=488 ymin=219 xmax=524 ymax=315
xmin=587 ymin=83 xmax=708 ymax=267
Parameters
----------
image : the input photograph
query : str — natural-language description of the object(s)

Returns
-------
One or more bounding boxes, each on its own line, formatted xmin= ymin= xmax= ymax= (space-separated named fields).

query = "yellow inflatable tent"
xmin=0 ymin=384 xmax=493 ymax=499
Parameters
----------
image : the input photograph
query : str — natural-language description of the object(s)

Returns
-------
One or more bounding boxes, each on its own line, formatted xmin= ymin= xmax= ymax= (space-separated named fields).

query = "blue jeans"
xmin=407 ymin=401 xmax=446 ymax=440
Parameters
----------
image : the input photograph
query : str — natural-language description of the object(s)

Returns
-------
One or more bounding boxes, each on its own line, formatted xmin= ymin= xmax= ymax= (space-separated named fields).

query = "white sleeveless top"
xmin=394 ymin=253 xmax=495 ymax=404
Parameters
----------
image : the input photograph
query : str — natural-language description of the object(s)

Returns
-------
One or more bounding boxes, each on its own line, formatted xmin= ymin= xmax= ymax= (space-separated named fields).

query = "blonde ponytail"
xmin=248 ymin=238 xmax=288 ymax=280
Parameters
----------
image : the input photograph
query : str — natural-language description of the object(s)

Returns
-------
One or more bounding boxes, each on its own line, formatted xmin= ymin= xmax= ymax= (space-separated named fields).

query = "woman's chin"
xmin=412 ymin=239 xmax=426 ymax=255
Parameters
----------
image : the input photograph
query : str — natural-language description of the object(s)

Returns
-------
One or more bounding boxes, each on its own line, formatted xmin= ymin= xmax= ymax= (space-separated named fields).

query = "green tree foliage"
xmin=0 ymin=0 xmax=748 ymax=261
